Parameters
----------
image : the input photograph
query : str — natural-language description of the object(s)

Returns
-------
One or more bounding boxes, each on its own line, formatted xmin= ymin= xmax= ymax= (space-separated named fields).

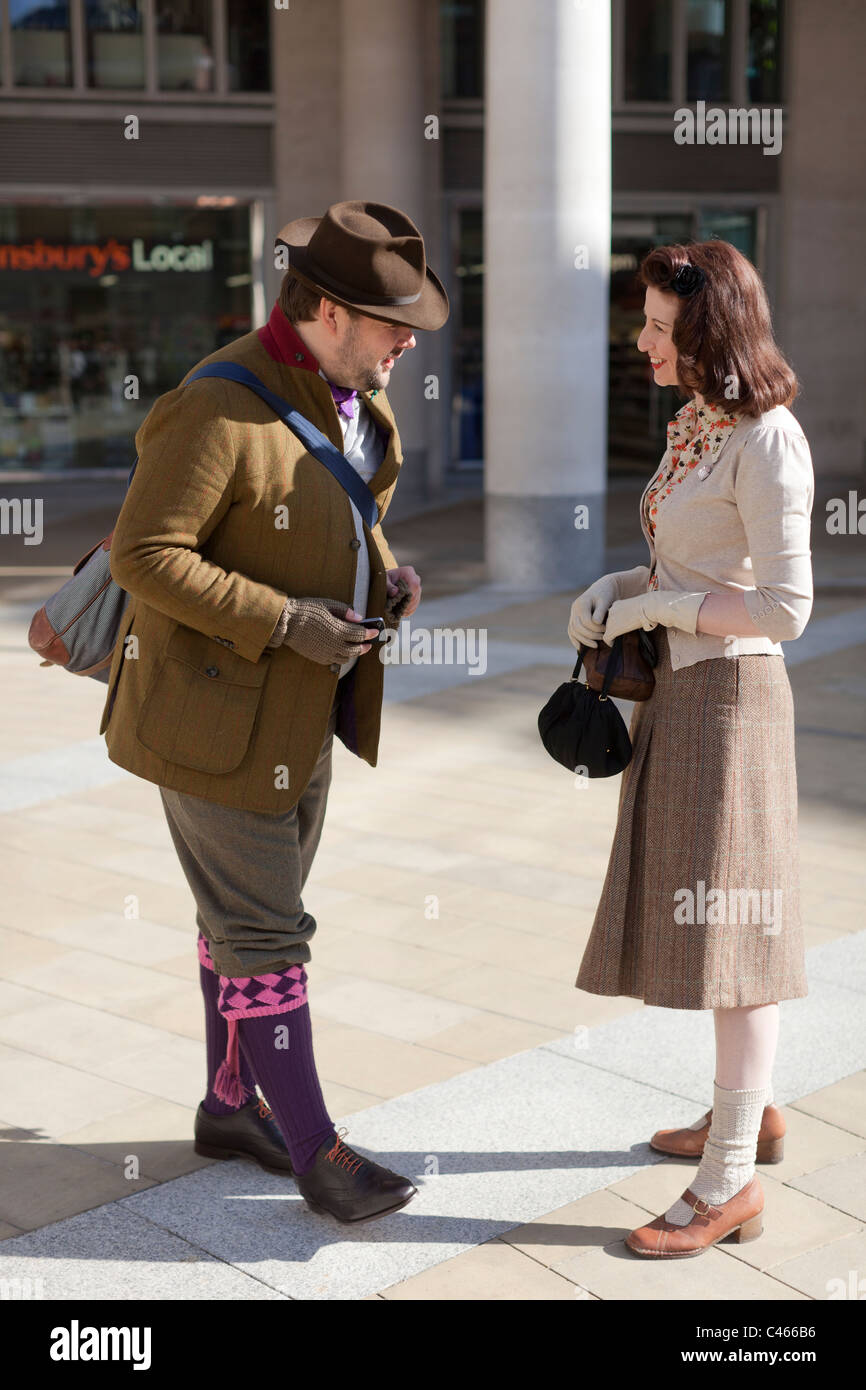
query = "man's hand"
xmin=386 ymin=565 xmax=421 ymax=619
xmin=273 ymin=596 xmax=380 ymax=665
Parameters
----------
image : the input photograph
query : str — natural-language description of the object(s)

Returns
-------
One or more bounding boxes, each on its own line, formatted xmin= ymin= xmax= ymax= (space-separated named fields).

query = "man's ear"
xmin=319 ymin=297 xmax=341 ymax=335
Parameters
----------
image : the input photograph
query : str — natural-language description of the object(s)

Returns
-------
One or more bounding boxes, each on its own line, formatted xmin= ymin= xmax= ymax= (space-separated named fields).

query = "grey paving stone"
xmin=806 ymin=931 xmax=866 ymax=995
xmin=0 ymin=1204 xmax=287 ymax=1300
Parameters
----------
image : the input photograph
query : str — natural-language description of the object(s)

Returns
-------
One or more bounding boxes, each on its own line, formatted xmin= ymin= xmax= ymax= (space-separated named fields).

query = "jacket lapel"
xmin=359 ymin=389 xmax=402 ymax=498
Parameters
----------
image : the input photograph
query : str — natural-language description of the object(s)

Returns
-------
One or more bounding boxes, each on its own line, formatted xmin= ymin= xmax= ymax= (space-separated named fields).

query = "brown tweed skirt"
xmin=576 ymin=626 xmax=808 ymax=1010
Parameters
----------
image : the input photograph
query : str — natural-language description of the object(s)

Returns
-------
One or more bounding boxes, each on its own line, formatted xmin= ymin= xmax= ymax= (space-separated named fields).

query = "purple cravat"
xmin=328 ymin=383 xmax=357 ymax=420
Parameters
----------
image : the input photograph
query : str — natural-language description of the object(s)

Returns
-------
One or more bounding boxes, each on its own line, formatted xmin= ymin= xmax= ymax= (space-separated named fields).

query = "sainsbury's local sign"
xmin=0 ymin=237 xmax=214 ymax=276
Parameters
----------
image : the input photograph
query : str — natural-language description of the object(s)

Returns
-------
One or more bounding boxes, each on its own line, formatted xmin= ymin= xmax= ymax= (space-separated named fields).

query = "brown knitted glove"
xmin=384 ymin=577 xmax=413 ymax=629
xmin=266 ymin=597 xmax=376 ymax=665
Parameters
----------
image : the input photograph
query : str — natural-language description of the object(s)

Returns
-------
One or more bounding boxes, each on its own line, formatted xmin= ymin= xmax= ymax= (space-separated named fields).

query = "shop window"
xmin=86 ymin=1 xmax=145 ymax=90
xmin=0 ymin=204 xmax=252 ymax=471
xmin=11 ymin=0 xmax=72 ymax=87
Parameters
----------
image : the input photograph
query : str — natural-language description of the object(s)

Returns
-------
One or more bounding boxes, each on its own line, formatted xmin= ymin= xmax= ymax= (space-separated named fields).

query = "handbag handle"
xmin=572 ymin=634 xmax=624 ymax=700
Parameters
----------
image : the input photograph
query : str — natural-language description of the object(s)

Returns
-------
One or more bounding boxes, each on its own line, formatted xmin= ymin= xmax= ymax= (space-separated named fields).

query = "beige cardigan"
xmin=622 ymin=404 xmax=815 ymax=671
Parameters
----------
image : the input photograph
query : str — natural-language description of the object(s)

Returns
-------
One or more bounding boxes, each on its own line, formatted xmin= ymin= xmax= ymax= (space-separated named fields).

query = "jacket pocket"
xmin=136 ymin=626 xmax=272 ymax=774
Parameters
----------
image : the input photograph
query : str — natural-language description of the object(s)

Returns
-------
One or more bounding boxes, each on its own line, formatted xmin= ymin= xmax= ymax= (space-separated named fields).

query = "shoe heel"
xmin=730 ymin=1213 xmax=763 ymax=1243
xmin=194 ymin=1141 xmax=233 ymax=1161
xmin=757 ymin=1136 xmax=784 ymax=1164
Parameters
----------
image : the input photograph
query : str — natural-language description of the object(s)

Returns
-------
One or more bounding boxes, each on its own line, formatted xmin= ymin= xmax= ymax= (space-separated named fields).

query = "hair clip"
xmin=670 ymin=264 xmax=706 ymax=296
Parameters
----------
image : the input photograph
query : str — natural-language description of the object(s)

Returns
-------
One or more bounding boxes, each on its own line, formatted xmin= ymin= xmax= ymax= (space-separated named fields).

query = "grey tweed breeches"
xmin=159 ymin=701 xmax=338 ymax=978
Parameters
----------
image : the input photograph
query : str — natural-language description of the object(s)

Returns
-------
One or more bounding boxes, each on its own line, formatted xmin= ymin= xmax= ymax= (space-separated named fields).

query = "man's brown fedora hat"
xmin=275 ymin=200 xmax=449 ymax=332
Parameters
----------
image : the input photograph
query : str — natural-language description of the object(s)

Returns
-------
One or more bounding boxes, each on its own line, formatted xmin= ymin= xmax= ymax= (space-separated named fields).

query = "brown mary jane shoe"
xmin=650 ymin=1104 xmax=785 ymax=1164
xmin=625 ymin=1176 xmax=764 ymax=1258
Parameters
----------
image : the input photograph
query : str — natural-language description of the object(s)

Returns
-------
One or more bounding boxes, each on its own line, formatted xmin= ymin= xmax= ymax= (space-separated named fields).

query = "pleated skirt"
xmin=575 ymin=626 xmax=808 ymax=1009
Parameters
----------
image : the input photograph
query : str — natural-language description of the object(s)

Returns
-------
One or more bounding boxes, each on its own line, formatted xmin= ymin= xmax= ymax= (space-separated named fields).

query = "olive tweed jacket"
xmin=99 ymin=328 xmax=401 ymax=813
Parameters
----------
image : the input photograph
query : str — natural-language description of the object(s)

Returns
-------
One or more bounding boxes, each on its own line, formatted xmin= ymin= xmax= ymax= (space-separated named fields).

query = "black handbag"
xmin=537 ymin=634 xmax=634 ymax=778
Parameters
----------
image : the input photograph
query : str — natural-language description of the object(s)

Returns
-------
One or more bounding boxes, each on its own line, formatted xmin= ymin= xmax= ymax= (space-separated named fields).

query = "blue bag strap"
xmin=186 ymin=361 xmax=379 ymax=530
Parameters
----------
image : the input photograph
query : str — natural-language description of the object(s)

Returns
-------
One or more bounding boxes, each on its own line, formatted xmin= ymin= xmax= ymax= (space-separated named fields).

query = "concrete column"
xmin=270 ymin=0 xmax=343 ymax=217
xmin=268 ymin=0 xmax=344 ymax=313
xmin=484 ymin=0 xmax=611 ymax=589
xmin=778 ymin=0 xmax=866 ymax=478
xmin=339 ymin=0 xmax=439 ymax=512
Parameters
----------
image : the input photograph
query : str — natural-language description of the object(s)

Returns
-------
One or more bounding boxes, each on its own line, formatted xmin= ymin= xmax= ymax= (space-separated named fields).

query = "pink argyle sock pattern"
xmin=198 ymin=932 xmax=217 ymax=972
xmin=197 ymin=932 xmax=308 ymax=1019
xmin=197 ymin=931 xmax=309 ymax=1107
xmin=217 ymin=968 xmax=308 ymax=1022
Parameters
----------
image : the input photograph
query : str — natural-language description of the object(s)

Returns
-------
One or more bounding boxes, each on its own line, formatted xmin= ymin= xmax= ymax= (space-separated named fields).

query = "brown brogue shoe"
xmin=625 ymin=1176 xmax=764 ymax=1258
xmin=650 ymin=1103 xmax=785 ymax=1164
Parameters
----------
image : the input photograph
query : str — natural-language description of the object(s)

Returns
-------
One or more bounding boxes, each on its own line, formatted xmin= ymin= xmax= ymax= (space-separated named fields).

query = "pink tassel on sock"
xmin=213 ymin=1019 xmax=250 ymax=1107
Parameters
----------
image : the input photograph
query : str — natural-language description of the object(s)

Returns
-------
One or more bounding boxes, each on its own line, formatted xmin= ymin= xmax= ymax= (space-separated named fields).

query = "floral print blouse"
xmin=644 ymin=399 xmax=740 ymax=590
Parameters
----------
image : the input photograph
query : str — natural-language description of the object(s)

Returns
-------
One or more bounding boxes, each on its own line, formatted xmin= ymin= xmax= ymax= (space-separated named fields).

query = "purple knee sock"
xmin=237 ymin=1005 xmax=337 ymax=1175
xmin=200 ymin=962 xmax=257 ymax=1116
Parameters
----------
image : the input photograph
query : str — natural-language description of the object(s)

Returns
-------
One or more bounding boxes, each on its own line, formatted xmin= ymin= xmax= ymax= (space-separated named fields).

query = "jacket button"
xmin=349 ymin=537 xmax=361 ymax=550
xmin=205 ymin=666 xmax=219 ymax=678
xmin=329 ymin=663 xmax=341 ymax=673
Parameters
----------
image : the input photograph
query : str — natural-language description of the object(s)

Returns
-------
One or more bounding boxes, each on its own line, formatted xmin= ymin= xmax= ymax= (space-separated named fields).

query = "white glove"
xmin=603 ymin=589 xmax=708 ymax=645
xmin=568 ymin=566 xmax=651 ymax=650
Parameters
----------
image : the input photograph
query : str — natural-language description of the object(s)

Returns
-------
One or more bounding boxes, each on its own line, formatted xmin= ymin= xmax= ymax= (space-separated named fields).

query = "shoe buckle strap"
xmin=684 ymin=1190 xmax=720 ymax=1218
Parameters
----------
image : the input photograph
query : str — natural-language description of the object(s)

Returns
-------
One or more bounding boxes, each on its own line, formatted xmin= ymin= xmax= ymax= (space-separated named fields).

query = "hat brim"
xmin=276 ymin=215 xmax=450 ymax=332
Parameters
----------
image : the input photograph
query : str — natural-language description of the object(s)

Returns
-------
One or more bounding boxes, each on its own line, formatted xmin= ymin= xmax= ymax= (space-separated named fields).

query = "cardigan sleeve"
xmin=733 ymin=425 xmax=814 ymax=643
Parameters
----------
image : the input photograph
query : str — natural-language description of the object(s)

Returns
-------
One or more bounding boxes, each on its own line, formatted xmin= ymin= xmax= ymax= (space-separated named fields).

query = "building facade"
xmin=0 ymin=0 xmax=862 ymax=586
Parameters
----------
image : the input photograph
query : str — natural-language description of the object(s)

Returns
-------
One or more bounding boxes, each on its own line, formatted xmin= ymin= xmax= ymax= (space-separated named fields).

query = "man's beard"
xmin=339 ymin=318 xmax=393 ymax=391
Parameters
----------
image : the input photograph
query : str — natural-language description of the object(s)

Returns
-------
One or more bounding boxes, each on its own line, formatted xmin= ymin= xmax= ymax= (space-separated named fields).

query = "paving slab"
xmin=791 ymin=1072 xmax=866 ymax=1139
xmin=380 ymin=1236 xmax=583 ymax=1300
xmin=788 ymin=1152 xmax=866 ymax=1223
xmin=768 ymin=1229 xmax=866 ymax=1301
xmin=0 ymin=1206 xmax=288 ymax=1300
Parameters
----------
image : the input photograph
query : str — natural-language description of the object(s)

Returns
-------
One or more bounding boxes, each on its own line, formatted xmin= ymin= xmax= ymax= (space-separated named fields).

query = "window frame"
xmin=0 ymin=0 xmax=272 ymax=101
xmin=613 ymin=0 xmax=782 ymax=114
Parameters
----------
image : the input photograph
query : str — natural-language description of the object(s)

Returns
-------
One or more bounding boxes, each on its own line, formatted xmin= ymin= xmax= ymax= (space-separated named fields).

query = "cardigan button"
xmin=205 ymin=666 xmax=219 ymax=678
xmin=329 ymin=663 xmax=341 ymax=674
xmin=349 ymin=537 xmax=361 ymax=550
